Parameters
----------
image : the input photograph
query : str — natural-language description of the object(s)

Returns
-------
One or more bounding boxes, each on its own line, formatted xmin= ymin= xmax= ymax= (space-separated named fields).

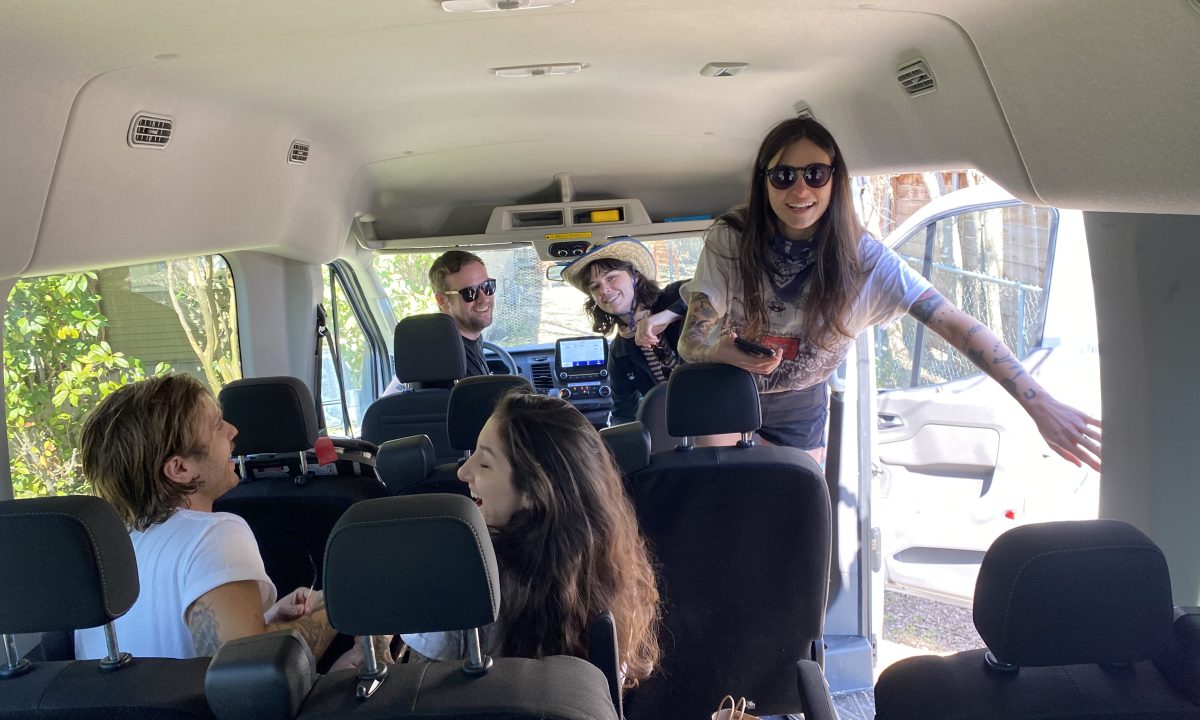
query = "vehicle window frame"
xmin=884 ymin=199 xmax=1060 ymax=390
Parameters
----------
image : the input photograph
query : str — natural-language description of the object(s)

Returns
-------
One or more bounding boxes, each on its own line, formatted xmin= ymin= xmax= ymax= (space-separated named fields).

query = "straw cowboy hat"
xmin=561 ymin=237 xmax=657 ymax=292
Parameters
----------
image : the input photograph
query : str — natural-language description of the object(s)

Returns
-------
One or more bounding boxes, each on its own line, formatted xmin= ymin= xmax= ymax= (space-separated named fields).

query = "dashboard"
xmin=485 ymin=342 xmax=614 ymax=427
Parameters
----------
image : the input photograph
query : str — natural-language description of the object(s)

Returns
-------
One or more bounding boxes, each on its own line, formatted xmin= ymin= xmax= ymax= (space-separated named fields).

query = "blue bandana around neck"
xmin=768 ymin=222 xmax=826 ymax=303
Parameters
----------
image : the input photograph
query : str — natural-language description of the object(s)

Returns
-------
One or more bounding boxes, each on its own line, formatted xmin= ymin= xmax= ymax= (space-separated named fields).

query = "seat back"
xmin=621 ymin=363 xmax=832 ymax=720
xmin=634 ymin=382 xmax=672 ymax=454
xmin=211 ymin=494 xmax=617 ymax=720
xmin=0 ymin=496 xmax=214 ymax=719
xmin=215 ymin=376 xmax=387 ymax=592
xmin=375 ymin=374 xmax=533 ymax=498
xmin=599 ymin=421 xmax=651 ymax=477
xmin=875 ymin=519 xmax=1200 ymax=720
xmin=360 ymin=313 xmax=468 ymax=462
xmin=587 ymin=611 xmax=623 ymax=719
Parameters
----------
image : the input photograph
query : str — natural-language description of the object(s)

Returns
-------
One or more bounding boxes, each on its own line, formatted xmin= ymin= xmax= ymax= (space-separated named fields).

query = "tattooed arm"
xmin=678 ymin=293 xmax=781 ymax=374
xmin=909 ymin=287 xmax=1102 ymax=471
xmin=185 ymin=580 xmax=336 ymax=658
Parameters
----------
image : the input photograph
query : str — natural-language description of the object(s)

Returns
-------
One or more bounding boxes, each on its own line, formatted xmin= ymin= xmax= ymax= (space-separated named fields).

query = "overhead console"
xmin=358 ymin=194 xmax=712 ymax=259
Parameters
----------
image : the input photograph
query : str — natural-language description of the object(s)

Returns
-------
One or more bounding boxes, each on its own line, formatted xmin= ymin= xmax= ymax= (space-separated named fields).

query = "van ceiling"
xmin=2 ymin=1 xmax=1197 ymax=275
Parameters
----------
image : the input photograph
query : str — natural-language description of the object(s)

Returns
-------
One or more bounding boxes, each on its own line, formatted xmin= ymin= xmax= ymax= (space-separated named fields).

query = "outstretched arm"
xmin=186 ymin=581 xmax=337 ymax=658
xmin=909 ymin=287 xmax=1102 ymax=471
xmin=678 ymin=293 xmax=781 ymax=374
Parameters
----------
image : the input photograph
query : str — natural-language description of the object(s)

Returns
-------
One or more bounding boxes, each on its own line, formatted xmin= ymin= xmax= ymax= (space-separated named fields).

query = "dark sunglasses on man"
xmin=442 ymin=278 xmax=497 ymax=303
xmin=763 ymin=162 xmax=835 ymax=191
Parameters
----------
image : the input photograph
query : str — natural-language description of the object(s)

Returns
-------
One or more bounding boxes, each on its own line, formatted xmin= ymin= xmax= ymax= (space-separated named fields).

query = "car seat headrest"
xmin=0 ymin=496 xmax=139 ymax=633
xmin=375 ymin=435 xmax=436 ymax=494
xmin=973 ymin=519 xmax=1174 ymax=668
xmin=394 ymin=313 xmax=468 ymax=384
xmin=323 ymin=494 xmax=499 ymax=636
xmin=218 ymin=376 xmax=318 ymax=455
xmin=447 ymin=375 xmax=534 ymax=451
xmin=666 ymin=363 xmax=761 ymax=438
xmin=600 ymin=422 xmax=650 ymax=475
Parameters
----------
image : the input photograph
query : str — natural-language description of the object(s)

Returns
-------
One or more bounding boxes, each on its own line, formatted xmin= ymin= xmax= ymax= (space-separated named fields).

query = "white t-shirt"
xmin=683 ymin=222 xmax=931 ymax=393
xmin=75 ymin=509 xmax=275 ymax=660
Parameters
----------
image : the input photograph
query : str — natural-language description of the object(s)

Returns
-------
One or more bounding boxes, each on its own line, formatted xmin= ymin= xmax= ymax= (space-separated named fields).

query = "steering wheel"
xmin=482 ymin=340 xmax=519 ymax=375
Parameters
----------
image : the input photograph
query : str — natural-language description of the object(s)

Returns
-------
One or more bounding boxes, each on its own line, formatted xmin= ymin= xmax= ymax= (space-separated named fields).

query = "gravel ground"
xmin=882 ymin=590 xmax=984 ymax=653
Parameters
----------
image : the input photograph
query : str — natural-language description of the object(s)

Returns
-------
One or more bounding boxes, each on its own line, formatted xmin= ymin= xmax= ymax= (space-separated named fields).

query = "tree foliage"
xmin=6 ymin=257 xmax=241 ymax=499
xmin=4 ymin=273 xmax=164 ymax=497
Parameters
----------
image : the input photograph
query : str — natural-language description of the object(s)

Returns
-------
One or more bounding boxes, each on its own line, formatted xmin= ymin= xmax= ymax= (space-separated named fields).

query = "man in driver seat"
xmin=429 ymin=250 xmax=496 ymax=377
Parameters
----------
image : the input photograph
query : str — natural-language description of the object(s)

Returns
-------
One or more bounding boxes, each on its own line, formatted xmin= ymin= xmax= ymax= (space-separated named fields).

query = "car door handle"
xmin=877 ymin=413 xmax=904 ymax=430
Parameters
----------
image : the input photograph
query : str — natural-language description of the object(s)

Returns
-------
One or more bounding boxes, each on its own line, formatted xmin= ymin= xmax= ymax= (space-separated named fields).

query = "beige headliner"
xmin=1 ymin=0 xmax=1197 ymax=276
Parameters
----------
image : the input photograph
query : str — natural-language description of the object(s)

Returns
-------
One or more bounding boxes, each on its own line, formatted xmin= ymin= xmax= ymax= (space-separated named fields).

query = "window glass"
xmin=372 ymin=235 xmax=704 ymax=346
xmin=4 ymin=255 xmax=240 ymax=498
xmin=319 ymin=269 xmax=373 ymax=436
xmin=875 ymin=204 xmax=1055 ymax=389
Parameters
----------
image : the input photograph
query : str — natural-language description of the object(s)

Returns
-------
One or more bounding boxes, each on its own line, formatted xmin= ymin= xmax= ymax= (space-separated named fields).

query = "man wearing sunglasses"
xmin=429 ymin=250 xmax=497 ymax=377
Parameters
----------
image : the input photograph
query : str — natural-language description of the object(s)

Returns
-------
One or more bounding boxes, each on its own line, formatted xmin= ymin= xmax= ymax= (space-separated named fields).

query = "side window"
xmin=5 ymin=255 xmax=241 ymax=498
xmin=319 ymin=264 xmax=377 ymax=436
xmin=876 ymin=204 xmax=1056 ymax=389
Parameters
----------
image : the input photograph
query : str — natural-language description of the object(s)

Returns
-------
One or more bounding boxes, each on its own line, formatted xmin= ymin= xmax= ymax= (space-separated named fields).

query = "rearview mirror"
xmin=546 ymin=264 xmax=569 ymax=282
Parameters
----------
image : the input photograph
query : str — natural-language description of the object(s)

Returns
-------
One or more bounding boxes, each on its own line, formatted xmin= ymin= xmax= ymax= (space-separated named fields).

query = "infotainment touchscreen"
xmin=555 ymin=336 xmax=608 ymax=377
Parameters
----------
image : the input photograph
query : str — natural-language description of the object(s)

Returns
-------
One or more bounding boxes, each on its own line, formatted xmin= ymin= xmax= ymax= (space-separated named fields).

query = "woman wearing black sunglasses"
xmin=678 ymin=117 xmax=1101 ymax=472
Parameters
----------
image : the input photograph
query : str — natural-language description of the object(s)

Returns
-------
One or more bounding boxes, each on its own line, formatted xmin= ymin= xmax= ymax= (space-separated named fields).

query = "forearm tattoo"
xmin=908 ymin=288 xmax=947 ymax=323
xmin=913 ymin=289 xmax=1039 ymax=403
xmin=680 ymin=293 xmax=721 ymax=361
xmin=960 ymin=325 xmax=1036 ymax=401
xmin=280 ymin=610 xmax=333 ymax=656
xmin=187 ymin=600 xmax=223 ymax=656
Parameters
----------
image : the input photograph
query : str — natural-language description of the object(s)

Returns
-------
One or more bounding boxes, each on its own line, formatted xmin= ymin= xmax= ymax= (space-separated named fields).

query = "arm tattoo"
xmin=680 ymin=293 xmax=722 ymax=361
xmin=277 ymin=610 xmax=333 ymax=656
xmin=908 ymin=288 xmax=947 ymax=323
xmin=187 ymin=600 xmax=223 ymax=656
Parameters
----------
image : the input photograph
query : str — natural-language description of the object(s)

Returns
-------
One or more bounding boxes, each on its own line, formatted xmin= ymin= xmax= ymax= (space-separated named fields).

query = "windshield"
xmin=373 ymin=235 xmax=705 ymax=346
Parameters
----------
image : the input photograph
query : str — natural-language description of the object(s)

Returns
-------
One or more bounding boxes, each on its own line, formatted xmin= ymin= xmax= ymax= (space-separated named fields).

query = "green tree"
xmin=4 ymin=273 xmax=168 ymax=498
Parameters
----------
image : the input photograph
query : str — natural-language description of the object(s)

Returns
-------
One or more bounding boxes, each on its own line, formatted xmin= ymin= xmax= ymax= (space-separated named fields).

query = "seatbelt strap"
xmin=315 ymin=301 xmax=353 ymax=436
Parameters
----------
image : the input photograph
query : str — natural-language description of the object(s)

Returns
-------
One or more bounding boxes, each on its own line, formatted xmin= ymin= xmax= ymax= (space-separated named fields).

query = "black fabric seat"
xmin=360 ymin=313 xmax=469 ymax=463
xmin=214 ymin=376 xmax=387 ymax=593
xmin=204 ymin=494 xmax=618 ymax=720
xmin=374 ymin=374 xmax=532 ymax=497
xmin=0 ymin=495 xmax=214 ymax=719
xmin=634 ymin=382 xmax=671 ymax=454
xmin=875 ymin=519 xmax=1200 ymax=720
xmin=620 ymin=362 xmax=834 ymax=720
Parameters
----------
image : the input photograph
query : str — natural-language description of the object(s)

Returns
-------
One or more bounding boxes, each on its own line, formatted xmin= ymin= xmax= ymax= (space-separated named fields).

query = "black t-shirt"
xmin=462 ymin=335 xmax=491 ymax=377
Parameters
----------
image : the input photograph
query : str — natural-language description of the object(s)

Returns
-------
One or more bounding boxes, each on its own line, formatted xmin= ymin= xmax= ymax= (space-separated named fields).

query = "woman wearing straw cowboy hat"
xmin=562 ymin=237 xmax=689 ymax=424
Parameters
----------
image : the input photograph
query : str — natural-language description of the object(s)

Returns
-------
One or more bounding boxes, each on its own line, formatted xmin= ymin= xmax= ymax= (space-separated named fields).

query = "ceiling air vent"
xmin=127 ymin=113 xmax=173 ymax=148
xmin=289 ymin=140 xmax=310 ymax=164
xmin=530 ymin=362 xmax=555 ymax=391
xmin=794 ymin=103 xmax=815 ymax=120
xmin=897 ymin=59 xmax=936 ymax=97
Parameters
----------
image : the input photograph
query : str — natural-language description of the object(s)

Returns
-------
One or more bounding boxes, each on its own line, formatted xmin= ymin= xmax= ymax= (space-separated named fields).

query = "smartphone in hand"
xmin=734 ymin=336 xmax=776 ymax=358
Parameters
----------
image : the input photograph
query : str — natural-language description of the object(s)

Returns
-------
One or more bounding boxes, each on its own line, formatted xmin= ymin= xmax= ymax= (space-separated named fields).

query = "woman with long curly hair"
xmin=679 ymin=116 xmax=1101 ymax=470
xmin=402 ymin=389 xmax=660 ymax=689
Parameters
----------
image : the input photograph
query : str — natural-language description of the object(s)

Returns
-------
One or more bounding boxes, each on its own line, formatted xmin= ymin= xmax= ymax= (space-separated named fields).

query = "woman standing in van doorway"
xmin=678 ymin=117 xmax=1102 ymax=471
xmin=562 ymin=237 xmax=688 ymax=424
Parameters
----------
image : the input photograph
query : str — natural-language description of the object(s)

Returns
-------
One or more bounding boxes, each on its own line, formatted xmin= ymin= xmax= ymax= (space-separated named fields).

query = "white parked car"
xmin=873 ymin=184 xmax=1101 ymax=607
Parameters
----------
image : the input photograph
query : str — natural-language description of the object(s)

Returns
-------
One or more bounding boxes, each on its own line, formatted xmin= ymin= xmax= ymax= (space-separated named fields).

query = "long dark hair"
xmin=488 ymin=390 xmax=660 ymax=688
xmin=719 ymin=117 xmax=865 ymax=349
xmin=580 ymin=258 xmax=663 ymax=335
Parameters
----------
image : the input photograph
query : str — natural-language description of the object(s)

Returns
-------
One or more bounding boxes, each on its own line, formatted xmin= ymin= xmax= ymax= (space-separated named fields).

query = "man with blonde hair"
xmin=73 ymin=373 xmax=336 ymax=660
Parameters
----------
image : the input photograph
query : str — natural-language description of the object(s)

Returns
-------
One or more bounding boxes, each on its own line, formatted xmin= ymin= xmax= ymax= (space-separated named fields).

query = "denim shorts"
xmin=757 ymin=383 xmax=829 ymax=451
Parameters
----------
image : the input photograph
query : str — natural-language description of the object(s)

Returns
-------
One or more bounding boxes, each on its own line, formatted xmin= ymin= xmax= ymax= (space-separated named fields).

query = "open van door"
xmin=870 ymin=185 xmax=1100 ymax=607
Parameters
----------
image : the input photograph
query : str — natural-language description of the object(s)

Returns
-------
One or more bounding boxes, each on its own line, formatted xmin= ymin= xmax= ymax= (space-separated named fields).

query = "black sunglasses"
xmin=763 ymin=163 xmax=835 ymax=190
xmin=442 ymin=278 xmax=497 ymax=303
